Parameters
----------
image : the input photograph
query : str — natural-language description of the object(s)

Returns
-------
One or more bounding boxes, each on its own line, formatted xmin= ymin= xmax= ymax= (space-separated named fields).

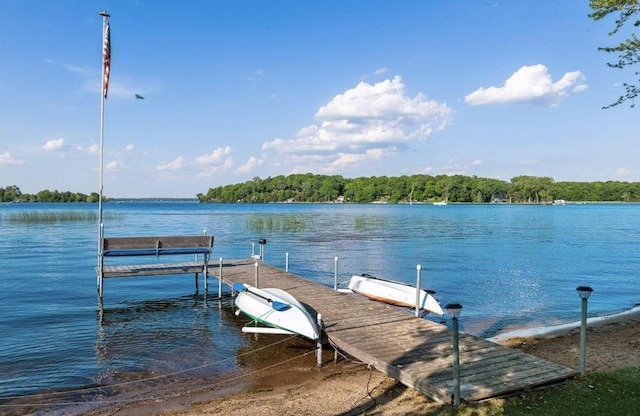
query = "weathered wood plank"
xmin=103 ymin=235 xmax=213 ymax=250
xmin=210 ymin=260 xmax=578 ymax=403
xmin=102 ymin=262 xmax=207 ymax=278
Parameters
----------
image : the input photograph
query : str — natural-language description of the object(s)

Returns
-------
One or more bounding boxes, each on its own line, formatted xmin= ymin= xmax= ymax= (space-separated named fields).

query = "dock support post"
xmin=97 ymin=223 xmax=104 ymax=305
xmin=97 ymin=264 xmax=103 ymax=302
xmin=317 ymin=313 xmax=323 ymax=367
xmin=445 ymin=303 xmax=463 ymax=406
xmin=333 ymin=257 xmax=339 ymax=290
xmin=577 ymin=286 xmax=593 ymax=376
xmin=254 ymin=261 xmax=259 ymax=288
xmin=285 ymin=252 xmax=289 ymax=272
xmin=199 ymin=228 xmax=208 ymax=294
xmin=259 ymin=238 xmax=266 ymax=262
xmin=218 ymin=257 xmax=223 ymax=299
xmin=415 ymin=264 xmax=421 ymax=317
xmin=452 ymin=316 xmax=461 ymax=406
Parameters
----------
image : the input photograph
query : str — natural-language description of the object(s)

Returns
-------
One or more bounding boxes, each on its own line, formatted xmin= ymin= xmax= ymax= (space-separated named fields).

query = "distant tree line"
xmin=197 ymin=173 xmax=640 ymax=204
xmin=0 ymin=185 xmax=100 ymax=203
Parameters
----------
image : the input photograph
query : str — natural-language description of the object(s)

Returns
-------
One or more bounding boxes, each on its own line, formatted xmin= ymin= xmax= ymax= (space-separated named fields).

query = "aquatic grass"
xmin=1 ymin=211 xmax=122 ymax=223
xmin=354 ymin=215 xmax=389 ymax=231
xmin=246 ymin=214 xmax=310 ymax=232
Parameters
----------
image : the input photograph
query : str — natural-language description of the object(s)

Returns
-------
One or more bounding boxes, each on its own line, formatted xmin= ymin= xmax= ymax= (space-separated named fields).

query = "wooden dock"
xmin=214 ymin=258 xmax=578 ymax=404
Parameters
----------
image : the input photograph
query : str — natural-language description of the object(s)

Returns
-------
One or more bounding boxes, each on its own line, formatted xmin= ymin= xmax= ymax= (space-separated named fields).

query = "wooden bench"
xmin=97 ymin=235 xmax=214 ymax=301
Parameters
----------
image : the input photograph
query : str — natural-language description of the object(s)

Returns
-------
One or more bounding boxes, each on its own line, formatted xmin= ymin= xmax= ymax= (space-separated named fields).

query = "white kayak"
xmin=348 ymin=274 xmax=444 ymax=316
xmin=234 ymin=283 xmax=320 ymax=340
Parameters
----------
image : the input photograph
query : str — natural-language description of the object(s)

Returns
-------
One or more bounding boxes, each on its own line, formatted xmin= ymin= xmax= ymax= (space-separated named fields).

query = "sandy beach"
xmin=89 ymin=307 xmax=640 ymax=416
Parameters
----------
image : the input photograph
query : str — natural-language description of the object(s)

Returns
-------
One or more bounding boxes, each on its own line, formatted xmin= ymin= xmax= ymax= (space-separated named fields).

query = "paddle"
xmin=233 ymin=283 xmax=291 ymax=311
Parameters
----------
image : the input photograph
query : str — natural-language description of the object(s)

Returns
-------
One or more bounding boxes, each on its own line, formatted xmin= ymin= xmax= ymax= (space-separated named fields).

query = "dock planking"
xmin=213 ymin=258 xmax=578 ymax=404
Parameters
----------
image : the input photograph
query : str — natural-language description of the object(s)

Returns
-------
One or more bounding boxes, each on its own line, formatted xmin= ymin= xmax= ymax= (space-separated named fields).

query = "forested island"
xmin=0 ymin=185 xmax=99 ymax=203
xmin=197 ymin=174 xmax=640 ymax=204
xmin=4 ymin=174 xmax=640 ymax=204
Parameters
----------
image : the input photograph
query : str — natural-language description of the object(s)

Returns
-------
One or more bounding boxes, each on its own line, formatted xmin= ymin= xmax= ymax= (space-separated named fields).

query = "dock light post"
xmin=445 ymin=303 xmax=463 ymax=406
xmin=415 ymin=264 xmax=422 ymax=317
xmin=254 ymin=262 xmax=259 ymax=288
xmin=577 ymin=286 xmax=593 ymax=376
xmin=258 ymin=238 xmax=266 ymax=262
xmin=218 ymin=257 xmax=223 ymax=299
xmin=334 ymin=257 xmax=339 ymax=290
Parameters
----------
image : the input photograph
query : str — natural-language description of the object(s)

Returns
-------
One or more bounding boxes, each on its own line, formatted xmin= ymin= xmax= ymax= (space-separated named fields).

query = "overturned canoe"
xmin=234 ymin=283 xmax=320 ymax=340
xmin=348 ymin=274 xmax=444 ymax=316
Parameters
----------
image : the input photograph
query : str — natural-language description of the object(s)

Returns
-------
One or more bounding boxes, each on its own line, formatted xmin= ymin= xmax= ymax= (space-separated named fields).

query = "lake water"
xmin=1 ymin=201 xmax=638 ymax=412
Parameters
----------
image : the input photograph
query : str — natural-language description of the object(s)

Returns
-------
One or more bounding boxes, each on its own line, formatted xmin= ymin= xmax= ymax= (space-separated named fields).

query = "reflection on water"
xmin=95 ymin=295 xmax=218 ymax=380
xmin=0 ymin=293 xmax=318 ymax=415
xmin=246 ymin=213 xmax=311 ymax=232
xmin=1 ymin=202 xmax=639 ymax=414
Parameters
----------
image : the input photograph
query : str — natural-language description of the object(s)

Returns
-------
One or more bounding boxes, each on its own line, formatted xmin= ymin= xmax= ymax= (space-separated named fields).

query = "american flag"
xmin=102 ymin=22 xmax=111 ymax=99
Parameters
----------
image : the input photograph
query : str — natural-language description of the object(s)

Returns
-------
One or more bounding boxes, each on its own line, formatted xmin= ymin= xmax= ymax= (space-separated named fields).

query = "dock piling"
xmin=333 ymin=257 xmax=339 ymax=290
xmin=316 ymin=313 xmax=323 ymax=367
xmin=254 ymin=261 xmax=259 ymax=287
xmin=415 ymin=264 xmax=421 ymax=317
xmin=218 ymin=257 xmax=223 ymax=299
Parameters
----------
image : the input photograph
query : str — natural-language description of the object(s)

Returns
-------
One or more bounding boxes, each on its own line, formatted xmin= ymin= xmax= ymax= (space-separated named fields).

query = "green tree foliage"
xmin=0 ymin=186 xmax=99 ymax=203
xmin=199 ymin=174 xmax=640 ymax=204
xmin=197 ymin=173 xmax=640 ymax=204
xmin=589 ymin=0 xmax=640 ymax=108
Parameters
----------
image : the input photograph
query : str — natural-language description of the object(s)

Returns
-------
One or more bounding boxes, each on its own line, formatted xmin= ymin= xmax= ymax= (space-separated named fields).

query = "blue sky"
xmin=1 ymin=1 xmax=638 ymax=198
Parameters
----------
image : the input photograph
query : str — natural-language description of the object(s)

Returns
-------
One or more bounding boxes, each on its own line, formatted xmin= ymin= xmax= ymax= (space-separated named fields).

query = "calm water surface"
xmin=0 ymin=202 xmax=638 ymax=411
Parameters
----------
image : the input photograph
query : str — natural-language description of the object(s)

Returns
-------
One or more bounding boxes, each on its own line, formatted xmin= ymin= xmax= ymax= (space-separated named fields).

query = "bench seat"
xmin=101 ymin=261 xmax=208 ymax=278
xmin=97 ymin=235 xmax=214 ymax=301
xmin=103 ymin=247 xmax=212 ymax=257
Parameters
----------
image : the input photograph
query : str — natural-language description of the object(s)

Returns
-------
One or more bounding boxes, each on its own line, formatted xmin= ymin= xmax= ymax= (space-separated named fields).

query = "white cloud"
xmin=431 ymin=158 xmax=485 ymax=175
xmin=614 ymin=167 xmax=631 ymax=178
xmin=327 ymin=147 xmax=394 ymax=171
xmin=195 ymin=146 xmax=234 ymax=177
xmin=44 ymin=59 xmax=92 ymax=76
xmin=375 ymin=67 xmax=389 ymax=75
xmin=156 ymin=156 xmax=184 ymax=171
xmin=43 ymin=138 xmax=65 ymax=151
xmin=261 ymin=76 xmax=452 ymax=173
xmin=441 ymin=158 xmax=468 ymax=174
xmin=237 ymin=156 xmax=264 ymax=174
xmin=519 ymin=159 xmax=540 ymax=166
xmin=125 ymin=144 xmax=135 ymax=152
xmin=420 ymin=165 xmax=433 ymax=174
xmin=196 ymin=146 xmax=232 ymax=165
xmin=0 ymin=151 xmax=24 ymax=165
xmin=248 ymin=69 xmax=264 ymax=82
xmin=87 ymin=144 xmax=99 ymax=154
xmin=86 ymin=77 xmax=149 ymax=100
xmin=105 ymin=160 xmax=125 ymax=171
xmin=197 ymin=157 xmax=234 ymax=178
xmin=465 ymin=64 xmax=586 ymax=106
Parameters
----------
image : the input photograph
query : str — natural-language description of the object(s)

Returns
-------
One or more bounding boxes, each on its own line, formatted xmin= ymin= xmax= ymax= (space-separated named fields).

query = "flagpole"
xmin=97 ymin=10 xmax=110 ymax=303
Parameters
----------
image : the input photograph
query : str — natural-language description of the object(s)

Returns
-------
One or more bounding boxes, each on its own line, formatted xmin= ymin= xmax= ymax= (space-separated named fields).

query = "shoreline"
xmin=98 ymin=307 xmax=640 ymax=416
xmin=487 ymin=304 xmax=640 ymax=342
xmin=3 ymin=306 xmax=638 ymax=416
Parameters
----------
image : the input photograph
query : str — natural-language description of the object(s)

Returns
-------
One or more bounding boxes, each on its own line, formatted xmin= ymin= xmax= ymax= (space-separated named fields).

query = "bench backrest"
xmin=103 ymin=236 xmax=213 ymax=251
